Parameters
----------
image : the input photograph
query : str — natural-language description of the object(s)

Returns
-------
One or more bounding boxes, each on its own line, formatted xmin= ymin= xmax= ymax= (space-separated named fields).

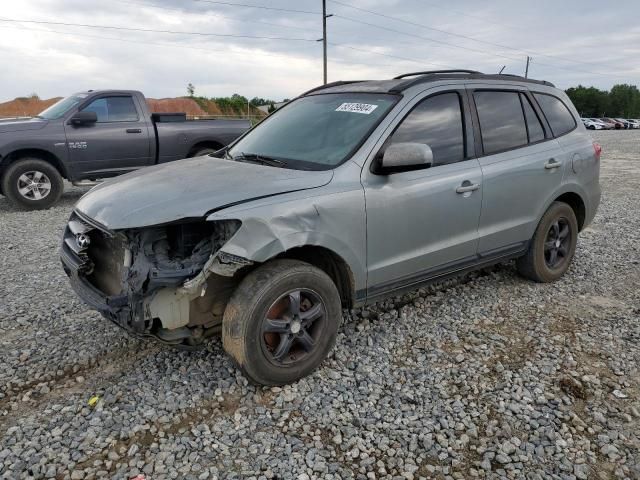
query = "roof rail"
xmin=300 ymin=80 xmax=364 ymax=97
xmin=393 ymin=70 xmax=481 ymax=79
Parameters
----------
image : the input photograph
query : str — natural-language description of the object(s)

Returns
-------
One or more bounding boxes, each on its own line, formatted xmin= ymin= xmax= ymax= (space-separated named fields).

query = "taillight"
xmin=593 ymin=142 xmax=602 ymax=161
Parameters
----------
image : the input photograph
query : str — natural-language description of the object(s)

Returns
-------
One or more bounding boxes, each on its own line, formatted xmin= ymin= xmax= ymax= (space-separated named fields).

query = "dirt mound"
xmin=0 ymin=96 xmax=61 ymax=117
xmin=146 ymin=98 xmax=207 ymax=116
xmin=0 ymin=95 xmax=266 ymax=119
xmin=192 ymin=98 xmax=224 ymax=116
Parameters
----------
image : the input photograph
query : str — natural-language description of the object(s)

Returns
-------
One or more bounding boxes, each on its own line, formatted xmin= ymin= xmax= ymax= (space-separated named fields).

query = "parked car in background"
xmin=588 ymin=118 xmax=612 ymax=129
xmin=613 ymin=118 xmax=632 ymax=129
xmin=628 ymin=119 xmax=640 ymax=129
xmin=62 ymin=70 xmax=601 ymax=385
xmin=581 ymin=118 xmax=605 ymax=130
xmin=599 ymin=118 xmax=623 ymax=129
xmin=0 ymin=90 xmax=250 ymax=209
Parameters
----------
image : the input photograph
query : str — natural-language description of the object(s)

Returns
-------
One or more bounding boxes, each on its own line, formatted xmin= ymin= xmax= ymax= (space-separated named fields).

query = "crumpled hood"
xmin=75 ymin=156 xmax=333 ymax=229
xmin=0 ymin=117 xmax=48 ymax=133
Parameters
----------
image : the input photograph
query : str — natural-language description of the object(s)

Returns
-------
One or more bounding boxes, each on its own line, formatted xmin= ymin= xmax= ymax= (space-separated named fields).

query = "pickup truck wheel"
xmin=222 ymin=259 xmax=342 ymax=386
xmin=517 ymin=201 xmax=578 ymax=283
xmin=190 ymin=147 xmax=216 ymax=157
xmin=1 ymin=158 xmax=64 ymax=210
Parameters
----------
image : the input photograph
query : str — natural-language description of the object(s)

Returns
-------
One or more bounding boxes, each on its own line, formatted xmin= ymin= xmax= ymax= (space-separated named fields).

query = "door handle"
xmin=456 ymin=182 xmax=480 ymax=194
xmin=544 ymin=158 xmax=561 ymax=169
xmin=126 ymin=128 xmax=142 ymax=134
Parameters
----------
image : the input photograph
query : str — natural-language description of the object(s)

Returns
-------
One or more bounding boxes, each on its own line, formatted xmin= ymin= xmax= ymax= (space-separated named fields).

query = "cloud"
xmin=0 ymin=0 xmax=638 ymax=101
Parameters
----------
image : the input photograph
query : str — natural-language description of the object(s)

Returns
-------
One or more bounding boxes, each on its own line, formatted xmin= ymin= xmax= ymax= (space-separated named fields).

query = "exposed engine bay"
xmin=61 ymin=212 xmax=251 ymax=347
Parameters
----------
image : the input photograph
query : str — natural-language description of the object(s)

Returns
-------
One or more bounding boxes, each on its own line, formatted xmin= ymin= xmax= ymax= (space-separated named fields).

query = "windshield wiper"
xmin=233 ymin=152 xmax=287 ymax=168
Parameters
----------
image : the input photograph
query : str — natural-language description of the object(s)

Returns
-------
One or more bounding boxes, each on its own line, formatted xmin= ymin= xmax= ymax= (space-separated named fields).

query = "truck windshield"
xmin=37 ymin=93 xmax=89 ymax=120
xmin=228 ymin=93 xmax=398 ymax=170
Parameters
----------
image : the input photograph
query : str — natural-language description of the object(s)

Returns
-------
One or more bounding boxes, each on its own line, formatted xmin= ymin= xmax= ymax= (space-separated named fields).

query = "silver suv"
xmin=61 ymin=70 xmax=601 ymax=385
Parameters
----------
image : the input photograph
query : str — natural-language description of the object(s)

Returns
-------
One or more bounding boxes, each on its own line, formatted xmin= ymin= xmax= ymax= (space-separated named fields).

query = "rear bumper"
xmin=584 ymin=182 xmax=601 ymax=229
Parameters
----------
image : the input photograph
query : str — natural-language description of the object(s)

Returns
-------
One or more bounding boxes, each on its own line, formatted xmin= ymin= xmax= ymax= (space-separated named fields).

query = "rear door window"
xmin=520 ymin=94 xmax=545 ymax=143
xmin=533 ymin=93 xmax=576 ymax=137
xmin=474 ymin=91 xmax=527 ymax=154
xmin=387 ymin=92 xmax=465 ymax=166
xmin=82 ymin=96 xmax=139 ymax=122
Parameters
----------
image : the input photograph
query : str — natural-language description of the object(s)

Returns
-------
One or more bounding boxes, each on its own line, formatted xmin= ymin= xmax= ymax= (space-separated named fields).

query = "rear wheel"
xmin=189 ymin=147 xmax=217 ymax=157
xmin=517 ymin=201 xmax=578 ymax=283
xmin=1 ymin=158 xmax=63 ymax=210
xmin=222 ymin=259 xmax=342 ymax=385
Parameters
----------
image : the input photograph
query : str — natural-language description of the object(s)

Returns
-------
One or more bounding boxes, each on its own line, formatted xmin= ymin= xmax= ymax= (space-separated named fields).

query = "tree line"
xmin=187 ymin=82 xmax=640 ymax=119
xmin=565 ymin=84 xmax=640 ymax=118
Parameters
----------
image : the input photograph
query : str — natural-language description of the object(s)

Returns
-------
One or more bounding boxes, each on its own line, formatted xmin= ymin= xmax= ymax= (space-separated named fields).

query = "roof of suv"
xmin=303 ymin=70 xmax=555 ymax=96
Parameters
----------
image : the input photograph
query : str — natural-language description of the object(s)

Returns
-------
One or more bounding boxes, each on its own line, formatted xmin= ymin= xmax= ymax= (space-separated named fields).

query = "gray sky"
xmin=0 ymin=0 xmax=638 ymax=101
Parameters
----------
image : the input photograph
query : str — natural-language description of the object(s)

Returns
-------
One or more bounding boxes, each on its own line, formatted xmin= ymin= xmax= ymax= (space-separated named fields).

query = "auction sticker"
xmin=335 ymin=103 xmax=378 ymax=114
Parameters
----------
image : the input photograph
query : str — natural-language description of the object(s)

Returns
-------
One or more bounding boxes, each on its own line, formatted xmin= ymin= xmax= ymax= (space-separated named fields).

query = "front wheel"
xmin=517 ymin=201 xmax=578 ymax=283
xmin=1 ymin=158 xmax=64 ymax=210
xmin=222 ymin=259 xmax=342 ymax=385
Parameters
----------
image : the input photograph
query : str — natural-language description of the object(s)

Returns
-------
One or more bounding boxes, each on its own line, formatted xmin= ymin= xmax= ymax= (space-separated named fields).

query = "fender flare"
xmin=534 ymin=183 xmax=589 ymax=232
xmin=0 ymin=147 xmax=69 ymax=179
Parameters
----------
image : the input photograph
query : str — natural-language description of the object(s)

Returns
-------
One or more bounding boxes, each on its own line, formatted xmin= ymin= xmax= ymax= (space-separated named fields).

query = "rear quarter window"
xmin=533 ymin=93 xmax=577 ymax=137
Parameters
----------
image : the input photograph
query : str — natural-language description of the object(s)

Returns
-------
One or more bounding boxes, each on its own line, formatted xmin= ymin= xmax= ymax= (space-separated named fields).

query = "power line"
xmin=328 ymin=0 xmax=625 ymax=73
xmin=333 ymin=14 xmax=634 ymax=78
xmin=329 ymin=42 xmax=457 ymax=70
xmin=418 ymin=0 xmax=527 ymax=31
xmin=0 ymin=23 xmax=401 ymax=72
xmin=0 ymin=23 xmax=314 ymax=60
xmin=103 ymin=0 xmax=628 ymax=81
xmin=333 ymin=14 xmax=522 ymax=63
xmin=114 ymin=0 xmax=313 ymax=32
xmin=0 ymin=18 xmax=318 ymax=42
xmin=191 ymin=0 xmax=319 ymax=15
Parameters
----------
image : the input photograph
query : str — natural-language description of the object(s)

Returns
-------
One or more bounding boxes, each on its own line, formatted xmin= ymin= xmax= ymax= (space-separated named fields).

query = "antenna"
xmin=498 ymin=65 xmax=506 ymax=74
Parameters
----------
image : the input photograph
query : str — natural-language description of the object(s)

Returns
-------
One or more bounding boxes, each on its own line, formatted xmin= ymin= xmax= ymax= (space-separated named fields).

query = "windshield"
xmin=228 ymin=93 xmax=398 ymax=170
xmin=37 ymin=93 xmax=89 ymax=120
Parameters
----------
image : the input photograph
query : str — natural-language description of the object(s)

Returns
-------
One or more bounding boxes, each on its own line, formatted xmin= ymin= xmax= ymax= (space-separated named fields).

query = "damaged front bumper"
xmin=60 ymin=211 xmax=250 ymax=346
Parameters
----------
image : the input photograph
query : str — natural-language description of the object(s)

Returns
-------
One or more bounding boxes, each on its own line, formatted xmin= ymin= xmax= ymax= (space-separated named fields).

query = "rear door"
xmin=64 ymin=94 xmax=153 ymax=178
xmin=469 ymin=86 xmax=566 ymax=255
xmin=362 ymin=88 xmax=483 ymax=298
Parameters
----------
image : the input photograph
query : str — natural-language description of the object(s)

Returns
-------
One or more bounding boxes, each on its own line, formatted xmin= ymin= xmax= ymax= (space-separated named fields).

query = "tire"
xmin=1 ymin=158 xmax=64 ymax=210
xmin=189 ymin=147 xmax=217 ymax=157
xmin=517 ymin=201 xmax=578 ymax=283
xmin=222 ymin=259 xmax=342 ymax=386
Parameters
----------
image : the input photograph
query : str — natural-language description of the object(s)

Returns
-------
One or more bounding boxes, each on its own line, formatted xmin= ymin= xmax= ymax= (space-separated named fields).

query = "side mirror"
xmin=380 ymin=142 xmax=433 ymax=173
xmin=68 ymin=111 xmax=97 ymax=126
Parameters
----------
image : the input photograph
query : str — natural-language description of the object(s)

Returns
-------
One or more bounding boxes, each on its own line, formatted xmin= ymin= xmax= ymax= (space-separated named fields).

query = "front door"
xmin=362 ymin=90 xmax=483 ymax=299
xmin=64 ymin=95 xmax=152 ymax=179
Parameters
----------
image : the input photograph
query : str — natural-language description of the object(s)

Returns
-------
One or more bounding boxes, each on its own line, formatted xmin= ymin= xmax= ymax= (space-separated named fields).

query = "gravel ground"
xmin=1 ymin=131 xmax=639 ymax=480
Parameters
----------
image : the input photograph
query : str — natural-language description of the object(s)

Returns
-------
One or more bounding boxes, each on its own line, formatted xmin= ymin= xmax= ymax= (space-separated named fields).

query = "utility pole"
xmin=525 ymin=56 xmax=531 ymax=78
xmin=321 ymin=0 xmax=333 ymax=85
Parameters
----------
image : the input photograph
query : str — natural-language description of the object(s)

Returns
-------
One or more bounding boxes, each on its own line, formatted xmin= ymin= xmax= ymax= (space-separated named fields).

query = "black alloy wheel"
xmin=544 ymin=218 xmax=571 ymax=269
xmin=222 ymin=259 xmax=342 ymax=385
xmin=261 ymin=289 xmax=326 ymax=365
